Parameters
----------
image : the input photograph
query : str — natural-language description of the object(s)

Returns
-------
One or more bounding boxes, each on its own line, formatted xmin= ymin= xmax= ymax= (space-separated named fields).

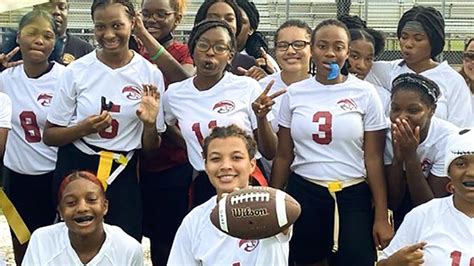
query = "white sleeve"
xmin=21 ymin=232 xmax=42 ymax=266
xmin=384 ymin=130 xmax=394 ymax=165
xmin=129 ymin=243 xmax=145 ymax=266
xmin=167 ymin=219 xmax=199 ymax=266
xmin=430 ymin=138 xmax=450 ymax=177
xmin=162 ymin=89 xmax=177 ymax=126
xmin=278 ymin=92 xmax=291 ymax=128
xmin=379 ymin=208 xmax=422 ymax=260
xmin=364 ymin=85 xmax=388 ymax=131
xmin=154 ymin=70 xmax=167 ymax=133
xmin=0 ymin=93 xmax=11 ymax=129
xmin=365 ymin=61 xmax=397 ymax=91
xmin=47 ymin=68 xmax=77 ymax=126
xmin=446 ymin=78 xmax=473 ymax=127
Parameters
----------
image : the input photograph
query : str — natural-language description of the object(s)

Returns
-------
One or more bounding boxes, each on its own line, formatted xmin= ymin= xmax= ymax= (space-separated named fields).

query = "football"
xmin=210 ymin=186 xmax=301 ymax=240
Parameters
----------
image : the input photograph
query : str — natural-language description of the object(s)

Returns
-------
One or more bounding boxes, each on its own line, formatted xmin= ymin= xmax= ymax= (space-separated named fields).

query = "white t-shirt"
xmin=380 ymin=196 xmax=474 ymax=265
xmin=0 ymin=64 xmax=64 ymax=174
xmin=384 ymin=117 xmax=459 ymax=177
xmin=0 ymin=92 xmax=11 ymax=129
xmin=168 ymin=195 xmax=290 ymax=266
xmin=22 ymin=222 xmax=143 ymax=266
xmin=163 ymin=72 xmax=272 ymax=171
xmin=279 ymin=74 xmax=387 ymax=181
xmin=365 ymin=60 xmax=473 ymax=127
xmin=375 ymin=84 xmax=391 ymax=117
xmin=47 ymin=51 xmax=166 ymax=152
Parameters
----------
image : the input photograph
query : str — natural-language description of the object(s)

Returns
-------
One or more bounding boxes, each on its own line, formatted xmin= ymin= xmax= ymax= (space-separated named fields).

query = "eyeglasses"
xmin=463 ymin=51 xmax=474 ymax=62
xmin=275 ymin=40 xmax=310 ymax=51
xmin=141 ymin=10 xmax=176 ymax=21
xmin=195 ymin=41 xmax=230 ymax=55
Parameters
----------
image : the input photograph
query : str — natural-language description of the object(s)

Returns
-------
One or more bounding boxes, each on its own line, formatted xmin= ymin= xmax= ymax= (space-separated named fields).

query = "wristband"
xmin=150 ymin=46 xmax=165 ymax=61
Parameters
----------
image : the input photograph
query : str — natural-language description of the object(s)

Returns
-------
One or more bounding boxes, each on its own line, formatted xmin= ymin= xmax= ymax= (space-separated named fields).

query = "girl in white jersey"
xmin=459 ymin=38 xmax=474 ymax=124
xmin=168 ymin=125 xmax=290 ymax=265
xmin=365 ymin=6 xmax=472 ymax=127
xmin=23 ymin=171 xmax=143 ymax=266
xmin=163 ymin=20 xmax=282 ymax=206
xmin=259 ymin=19 xmax=312 ymax=132
xmin=271 ymin=19 xmax=393 ymax=265
xmin=0 ymin=10 xmax=64 ymax=264
xmin=385 ymin=73 xmax=459 ymax=229
xmin=43 ymin=0 xmax=165 ymax=241
xmin=378 ymin=128 xmax=474 ymax=266
xmin=0 ymin=92 xmax=11 ymax=158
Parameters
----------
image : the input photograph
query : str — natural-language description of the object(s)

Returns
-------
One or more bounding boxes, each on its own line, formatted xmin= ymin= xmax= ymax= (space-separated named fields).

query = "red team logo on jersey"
xmin=421 ymin=158 xmax=433 ymax=173
xmin=337 ymin=98 xmax=357 ymax=111
xmin=238 ymin=240 xmax=259 ymax=252
xmin=37 ymin=93 xmax=53 ymax=107
xmin=213 ymin=100 xmax=235 ymax=114
xmin=122 ymin=86 xmax=143 ymax=100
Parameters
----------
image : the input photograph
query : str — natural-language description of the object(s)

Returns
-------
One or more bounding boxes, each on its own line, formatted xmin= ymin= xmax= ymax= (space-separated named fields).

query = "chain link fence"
xmin=1 ymin=0 xmax=473 ymax=65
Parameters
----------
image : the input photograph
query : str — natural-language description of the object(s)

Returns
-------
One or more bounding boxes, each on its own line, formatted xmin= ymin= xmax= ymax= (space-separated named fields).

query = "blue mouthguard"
xmin=327 ymin=62 xmax=339 ymax=80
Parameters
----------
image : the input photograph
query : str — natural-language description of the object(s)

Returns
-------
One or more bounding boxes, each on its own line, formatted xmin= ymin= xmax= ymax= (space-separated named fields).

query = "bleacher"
xmin=1 ymin=0 xmax=473 ymax=62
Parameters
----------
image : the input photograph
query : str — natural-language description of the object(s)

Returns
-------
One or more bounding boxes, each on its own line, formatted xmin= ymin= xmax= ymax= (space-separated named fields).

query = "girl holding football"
xmin=163 ymin=20 xmax=283 ymax=206
xmin=271 ymin=19 xmax=393 ymax=265
xmin=385 ymin=73 xmax=458 ymax=229
xmin=0 ymin=10 xmax=64 ymax=264
xmin=168 ymin=124 xmax=290 ymax=265
xmin=378 ymin=128 xmax=474 ymax=266
xmin=365 ymin=6 xmax=472 ymax=127
xmin=43 ymin=0 xmax=165 ymax=241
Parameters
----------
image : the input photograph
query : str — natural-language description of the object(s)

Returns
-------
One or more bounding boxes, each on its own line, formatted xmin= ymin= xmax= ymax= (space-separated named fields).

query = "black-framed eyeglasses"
xmin=195 ymin=41 xmax=230 ymax=55
xmin=275 ymin=40 xmax=310 ymax=51
xmin=463 ymin=51 xmax=474 ymax=61
xmin=141 ymin=10 xmax=176 ymax=21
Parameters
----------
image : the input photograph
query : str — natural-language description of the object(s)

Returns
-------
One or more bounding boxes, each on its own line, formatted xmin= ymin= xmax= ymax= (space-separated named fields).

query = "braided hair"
xmin=392 ymin=73 xmax=441 ymax=107
xmin=91 ymin=0 xmax=136 ymax=18
xmin=349 ymin=28 xmax=385 ymax=58
xmin=310 ymin=19 xmax=351 ymax=76
xmin=235 ymin=0 xmax=267 ymax=58
xmin=397 ymin=6 xmax=445 ymax=59
xmin=194 ymin=0 xmax=243 ymax=36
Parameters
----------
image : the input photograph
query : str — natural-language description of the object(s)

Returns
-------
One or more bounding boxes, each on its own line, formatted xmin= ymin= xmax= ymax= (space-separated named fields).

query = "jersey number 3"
xmin=312 ymin=111 xmax=332 ymax=145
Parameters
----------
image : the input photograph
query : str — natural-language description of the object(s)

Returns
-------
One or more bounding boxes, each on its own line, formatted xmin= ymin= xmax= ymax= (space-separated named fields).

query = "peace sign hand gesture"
xmin=252 ymin=80 xmax=286 ymax=118
xmin=0 ymin=47 xmax=23 ymax=69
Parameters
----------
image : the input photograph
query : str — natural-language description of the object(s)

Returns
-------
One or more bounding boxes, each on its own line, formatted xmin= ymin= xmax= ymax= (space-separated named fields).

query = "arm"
xmin=377 ymin=242 xmax=426 ymax=266
xmin=134 ymin=15 xmax=194 ymax=83
xmin=385 ymin=129 xmax=408 ymax=210
xmin=0 ymin=128 xmax=9 ymax=159
xmin=138 ymin=84 xmax=162 ymax=153
xmin=270 ymin=126 xmax=294 ymax=189
xmin=254 ymin=119 xmax=277 ymax=160
xmin=364 ymin=129 xmax=393 ymax=248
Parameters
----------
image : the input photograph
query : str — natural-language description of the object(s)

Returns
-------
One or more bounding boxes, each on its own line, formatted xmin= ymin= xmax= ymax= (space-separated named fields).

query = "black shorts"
xmin=286 ymin=172 xmax=376 ymax=265
xmin=2 ymin=167 xmax=56 ymax=239
xmin=53 ymin=142 xmax=142 ymax=241
xmin=140 ymin=162 xmax=193 ymax=241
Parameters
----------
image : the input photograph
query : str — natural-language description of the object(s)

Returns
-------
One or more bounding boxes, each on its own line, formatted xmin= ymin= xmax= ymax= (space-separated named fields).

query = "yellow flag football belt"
xmin=307 ymin=178 xmax=366 ymax=253
xmin=0 ymin=188 xmax=31 ymax=244
xmin=73 ymin=140 xmax=134 ymax=191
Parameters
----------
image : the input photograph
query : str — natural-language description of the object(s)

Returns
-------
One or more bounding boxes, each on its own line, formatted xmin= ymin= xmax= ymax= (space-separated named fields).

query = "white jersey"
xmin=47 ymin=51 xmax=166 ymax=152
xmin=168 ymin=195 xmax=290 ymax=266
xmin=23 ymin=222 xmax=143 ymax=266
xmin=380 ymin=196 xmax=474 ymax=265
xmin=0 ymin=64 xmax=64 ymax=174
xmin=259 ymin=72 xmax=290 ymax=132
xmin=279 ymin=75 xmax=387 ymax=181
xmin=365 ymin=60 xmax=473 ymax=127
xmin=375 ymin=84 xmax=391 ymax=117
xmin=163 ymin=72 xmax=271 ymax=171
xmin=0 ymin=92 xmax=11 ymax=129
xmin=384 ymin=117 xmax=459 ymax=177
